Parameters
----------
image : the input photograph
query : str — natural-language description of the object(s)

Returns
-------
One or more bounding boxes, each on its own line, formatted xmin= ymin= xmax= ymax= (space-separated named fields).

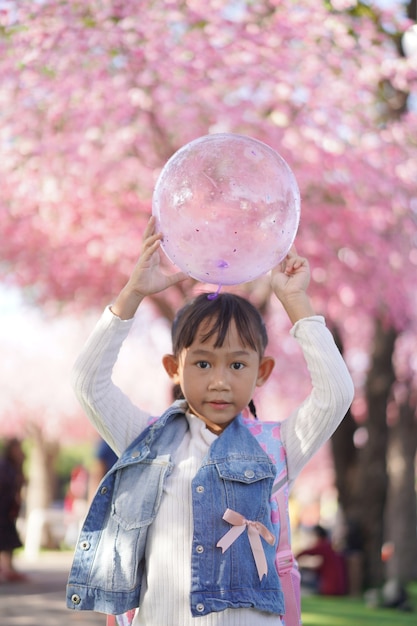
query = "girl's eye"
xmin=231 ymin=362 xmax=245 ymax=371
xmin=196 ymin=361 xmax=210 ymax=369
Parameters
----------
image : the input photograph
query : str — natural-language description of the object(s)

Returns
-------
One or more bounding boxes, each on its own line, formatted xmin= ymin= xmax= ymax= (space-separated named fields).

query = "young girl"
xmin=67 ymin=217 xmax=354 ymax=625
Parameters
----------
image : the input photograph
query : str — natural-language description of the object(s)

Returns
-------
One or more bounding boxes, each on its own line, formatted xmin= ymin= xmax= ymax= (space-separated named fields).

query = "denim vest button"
xmin=80 ymin=541 xmax=90 ymax=550
xmin=196 ymin=485 xmax=204 ymax=493
xmin=196 ymin=544 xmax=204 ymax=554
xmin=244 ymin=469 xmax=255 ymax=479
xmin=196 ymin=603 xmax=205 ymax=612
xmin=71 ymin=594 xmax=81 ymax=605
xmin=131 ymin=451 xmax=140 ymax=458
xmin=100 ymin=486 xmax=108 ymax=495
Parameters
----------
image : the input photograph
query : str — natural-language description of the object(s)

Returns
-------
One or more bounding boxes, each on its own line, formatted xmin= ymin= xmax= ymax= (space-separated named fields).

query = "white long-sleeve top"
xmin=72 ymin=308 xmax=354 ymax=626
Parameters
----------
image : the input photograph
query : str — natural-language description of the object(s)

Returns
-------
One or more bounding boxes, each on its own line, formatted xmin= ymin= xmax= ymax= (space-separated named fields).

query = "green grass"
xmin=301 ymin=583 xmax=416 ymax=626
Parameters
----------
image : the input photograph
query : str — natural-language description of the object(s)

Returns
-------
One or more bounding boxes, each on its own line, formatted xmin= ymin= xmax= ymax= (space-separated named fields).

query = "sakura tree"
xmin=0 ymin=0 xmax=415 ymax=320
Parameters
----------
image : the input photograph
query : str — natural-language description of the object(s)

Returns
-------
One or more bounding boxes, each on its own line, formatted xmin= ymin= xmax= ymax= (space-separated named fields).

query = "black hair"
xmin=1 ymin=438 xmax=24 ymax=467
xmin=171 ymin=292 xmax=268 ymax=356
xmin=313 ymin=525 xmax=329 ymax=540
xmin=171 ymin=293 xmax=268 ymax=418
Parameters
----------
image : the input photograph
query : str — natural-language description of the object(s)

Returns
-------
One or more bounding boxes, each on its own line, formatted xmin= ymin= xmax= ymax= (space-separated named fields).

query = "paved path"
xmin=0 ymin=551 xmax=106 ymax=626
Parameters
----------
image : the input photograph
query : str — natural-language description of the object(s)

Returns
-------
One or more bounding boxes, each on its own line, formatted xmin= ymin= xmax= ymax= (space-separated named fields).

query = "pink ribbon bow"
xmin=216 ymin=508 xmax=276 ymax=580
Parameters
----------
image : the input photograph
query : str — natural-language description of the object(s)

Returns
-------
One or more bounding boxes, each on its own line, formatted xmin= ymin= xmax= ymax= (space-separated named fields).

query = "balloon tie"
xmin=207 ymin=285 xmax=222 ymax=300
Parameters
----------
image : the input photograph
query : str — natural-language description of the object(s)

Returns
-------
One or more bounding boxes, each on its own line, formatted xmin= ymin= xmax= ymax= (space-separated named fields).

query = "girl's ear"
xmin=162 ymin=354 xmax=180 ymax=384
xmin=256 ymin=356 xmax=275 ymax=387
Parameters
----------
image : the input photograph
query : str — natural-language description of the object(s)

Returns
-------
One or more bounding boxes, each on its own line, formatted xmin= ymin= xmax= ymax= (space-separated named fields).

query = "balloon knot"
xmin=207 ymin=285 xmax=222 ymax=300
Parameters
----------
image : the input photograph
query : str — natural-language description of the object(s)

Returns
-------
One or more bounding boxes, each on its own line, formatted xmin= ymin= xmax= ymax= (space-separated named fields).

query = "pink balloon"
xmin=152 ymin=133 xmax=300 ymax=285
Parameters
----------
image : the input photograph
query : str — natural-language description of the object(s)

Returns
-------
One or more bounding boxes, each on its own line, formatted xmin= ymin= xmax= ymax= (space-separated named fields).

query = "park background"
xmin=0 ymin=0 xmax=416 ymax=618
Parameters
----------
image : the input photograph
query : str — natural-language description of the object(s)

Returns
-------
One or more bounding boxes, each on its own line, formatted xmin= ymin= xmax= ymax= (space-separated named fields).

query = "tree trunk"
xmin=357 ymin=320 xmax=397 ymax=589
xmin=331 ymin=405 xmax=359 ymax=516
xmin=330 ymin=324 xmax=362 ymax=535
xmin=330 ymin=325 xmax=365 ymax=596
xmin=25 ymin=425 xmax=59 ymax=516
xmin=385 ymin=385 xmax=417 ymax=584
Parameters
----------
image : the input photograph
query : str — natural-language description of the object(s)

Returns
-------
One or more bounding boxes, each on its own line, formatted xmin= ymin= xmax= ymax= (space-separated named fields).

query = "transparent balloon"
xmin=152 ymin=133 xmax=300 ymax=285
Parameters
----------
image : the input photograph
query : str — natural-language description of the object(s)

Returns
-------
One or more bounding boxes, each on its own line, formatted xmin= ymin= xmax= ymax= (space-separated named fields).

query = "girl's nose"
xmin=208 ymin=368 xmax=230 ymax=390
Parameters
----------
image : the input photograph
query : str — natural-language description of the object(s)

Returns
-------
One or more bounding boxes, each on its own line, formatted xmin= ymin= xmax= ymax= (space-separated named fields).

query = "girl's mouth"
xmin=208 ymin=401 xmax=230 ymax=409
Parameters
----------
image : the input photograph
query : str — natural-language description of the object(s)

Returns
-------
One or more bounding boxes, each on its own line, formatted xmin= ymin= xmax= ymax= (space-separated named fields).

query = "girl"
xmin=67 ymin=217 xmax=354 ymax=625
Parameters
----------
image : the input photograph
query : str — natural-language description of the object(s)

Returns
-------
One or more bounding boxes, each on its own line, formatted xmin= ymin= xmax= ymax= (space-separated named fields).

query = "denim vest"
xmin=66 ymin=405 xmax=287 ymax=617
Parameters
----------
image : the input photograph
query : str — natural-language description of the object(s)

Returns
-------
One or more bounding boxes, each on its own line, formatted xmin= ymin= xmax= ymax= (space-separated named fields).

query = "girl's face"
xmin=163 ymin=320 xmax=274 ymax=434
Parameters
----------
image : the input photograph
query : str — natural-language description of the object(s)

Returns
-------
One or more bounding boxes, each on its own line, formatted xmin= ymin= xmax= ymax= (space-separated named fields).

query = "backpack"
xmin=273 ymin=472 xmax=302 ymax=626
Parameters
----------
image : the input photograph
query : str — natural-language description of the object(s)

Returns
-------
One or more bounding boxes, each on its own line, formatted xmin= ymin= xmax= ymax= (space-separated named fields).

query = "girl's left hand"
xmin=270 ymin=246 xmax=310 ymax=299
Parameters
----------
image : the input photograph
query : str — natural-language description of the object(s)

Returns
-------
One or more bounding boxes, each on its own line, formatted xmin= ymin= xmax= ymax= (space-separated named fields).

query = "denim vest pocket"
xmin=215 ymin=460 xmax=275 ymax=483
xmin=214 ymin=459 xmax=276 ymax=520
xmin=112 ymin=454 xmax=172 ymax=530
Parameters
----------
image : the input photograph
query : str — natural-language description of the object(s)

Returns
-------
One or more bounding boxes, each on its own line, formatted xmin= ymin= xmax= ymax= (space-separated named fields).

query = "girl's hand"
xmin=270 ymin=246 xmax=315 ymax=323
xmin=127 ymin=216 xmax=187 ymax=297
xmin=270 ymin=246 xmax=310 ymax=297
xmin=111 ymin=216 xmax=188 ymax=319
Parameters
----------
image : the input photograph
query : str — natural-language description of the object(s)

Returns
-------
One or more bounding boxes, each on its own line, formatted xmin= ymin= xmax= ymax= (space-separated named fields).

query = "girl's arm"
xmin=281 ymin=316 xmax=354 ymax=486
xmin=71 ymin=308 xmax=150 ymax=454
xmin=72 ymin=217 xmax=187 ymax=453
xmin=270 ymin=248 xmax=354 ymax=485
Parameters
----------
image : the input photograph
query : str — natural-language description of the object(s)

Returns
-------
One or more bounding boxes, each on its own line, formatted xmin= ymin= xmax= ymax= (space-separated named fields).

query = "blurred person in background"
xmin=63 ymin=463 xmax=89 ymax=548
xmin=296 ymin=525 xmax=347 ymax=596
xmin=88 ymin=438 xmax=118 ymax=501
xmin=0 ymin=437 xmax=27 ymax=582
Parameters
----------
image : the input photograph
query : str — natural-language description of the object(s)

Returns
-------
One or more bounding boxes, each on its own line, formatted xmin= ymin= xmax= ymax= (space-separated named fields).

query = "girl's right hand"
xmin=111 ymin=216 xmax=188 ymax=319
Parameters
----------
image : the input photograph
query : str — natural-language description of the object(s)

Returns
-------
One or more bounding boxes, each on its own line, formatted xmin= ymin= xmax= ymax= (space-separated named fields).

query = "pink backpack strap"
xmin=274 ymin=481 xmax=302 ymax=626
xmin=243 ymin=418 xmax=302 ymax=624
xmin=106 ymin=610 xmax=136 ymax=626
